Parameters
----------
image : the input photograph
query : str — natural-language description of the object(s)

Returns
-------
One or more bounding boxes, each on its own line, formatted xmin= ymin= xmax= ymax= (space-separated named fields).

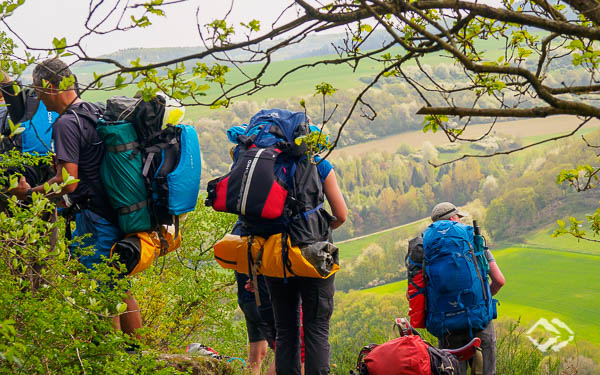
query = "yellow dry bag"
xmin=213 ymin=233 xmax=339 ymax=279
xmin=111 ymin=226 xmax=182 ymax=276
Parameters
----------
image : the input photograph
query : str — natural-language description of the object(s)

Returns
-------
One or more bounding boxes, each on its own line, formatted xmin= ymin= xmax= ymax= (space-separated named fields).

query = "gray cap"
xmin=431 ymin=202 xmax=467 ymax=221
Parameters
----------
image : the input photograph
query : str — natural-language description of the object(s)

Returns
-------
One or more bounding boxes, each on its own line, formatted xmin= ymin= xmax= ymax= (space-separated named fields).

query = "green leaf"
xmin=517 ymin=48 xmax=532 ymax=58
xmin=58 ymin=75 xmax=75 ymax=91
xmin=361 ymin=24 xmax=373 ymax=33
xmin=131 ymin=15 xmax=151 ymax=27
xmin=11 ymin=82 xmax=20 ymax=95
xmin=61 ymin=167 xmax=69 ymax=183
xmin=9 ymin=175 xmax=18 ymax=190
xmin=64 ymin=178 xmax=79 ymax=186
xmin=52 ymin=37 xmax=67 ymax=54
xmin=315 ymin=82 xmax=337 ymax=96
xmin=569 ymin=40 xmax=584 ymax=50
xmin=241 ymin=19 xmax=260 ymax=32
xmin=116 ymin=303 xmax=127 ymax=314
xmin=10 ymin=126 xmax=24 ymax=136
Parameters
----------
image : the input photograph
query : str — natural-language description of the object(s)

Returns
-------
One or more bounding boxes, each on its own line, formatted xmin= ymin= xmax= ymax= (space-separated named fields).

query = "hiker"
xmin=239 ymin=270 xmax=310 ymax=375
xmin=423 ymin=202 xmax=505 ymax=375
xmin=207 ymin=109 xmax=347 ymax=375
xmin=8 ymin=58 xmax=142 ymax=336
xmin=235 ymin=271 xmax=276 ymax=375
xmin=0 ymin=87 xmax=7 ymax=131
xmin=0 ymin=71 xmax=58 ymax=186
xmin=264 ymin=152 xmax=347 ymax=375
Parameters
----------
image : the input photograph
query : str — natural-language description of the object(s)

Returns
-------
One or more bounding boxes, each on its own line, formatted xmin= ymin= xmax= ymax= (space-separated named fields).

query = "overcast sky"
xmin=5 ymin=0 xmax=303 ymax=56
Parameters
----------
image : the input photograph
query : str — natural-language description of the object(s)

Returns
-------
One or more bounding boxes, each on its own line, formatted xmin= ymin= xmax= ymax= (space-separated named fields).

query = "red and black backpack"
xmin=205 ymin=109 xmax=333 ymax=248
xmin=351 ymin=318 xmax=480 ymax=375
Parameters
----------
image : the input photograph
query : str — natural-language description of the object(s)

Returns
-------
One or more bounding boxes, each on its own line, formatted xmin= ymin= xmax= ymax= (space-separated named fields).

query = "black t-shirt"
xmin=52 ymin=102 xmax=112 ymax=215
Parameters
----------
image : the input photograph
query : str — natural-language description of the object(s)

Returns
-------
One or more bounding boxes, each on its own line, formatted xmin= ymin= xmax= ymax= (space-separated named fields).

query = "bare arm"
xmin=488 ymin=261 xmax=505 ymax=296
xmin=12 ymin=161 xmax=79 ymax=200
xmin=323 ymin=171 xmax=347 ymax=230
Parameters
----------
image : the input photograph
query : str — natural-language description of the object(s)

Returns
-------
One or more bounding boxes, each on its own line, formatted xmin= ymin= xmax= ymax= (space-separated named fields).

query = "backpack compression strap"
xmin=246 ymin=235 xmax=262 ymax=306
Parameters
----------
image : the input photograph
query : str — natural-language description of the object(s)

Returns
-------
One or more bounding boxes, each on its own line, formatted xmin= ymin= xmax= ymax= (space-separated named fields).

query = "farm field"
xmin=331 ymin=116 xmax=600 ymax=159
xmin=360 ymin=246 xmax=600 ymax=346
xmin=525 ymin=221 xmax=600 ymax=256
xmin=336 ymin=219 xmax=428 ymax=260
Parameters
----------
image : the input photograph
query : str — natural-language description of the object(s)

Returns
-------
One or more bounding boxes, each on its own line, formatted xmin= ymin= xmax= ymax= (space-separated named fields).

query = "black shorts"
xmin=239 ymin=300 xmax=276 ymax=348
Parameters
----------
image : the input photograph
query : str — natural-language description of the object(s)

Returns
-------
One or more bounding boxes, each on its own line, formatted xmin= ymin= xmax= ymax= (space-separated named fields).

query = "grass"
xmin=492 ymin=247 xmax=600 ymax=345
xmin=362 ymin=279 xmax=407 ymax=295
xmin=519 ymin=125 xmax=600 ymax=144
xmin=359 ymin=246 xmax=600 ymax=346
xmin=337 ymin=219 xmax=428 ymax=260
xmin=525 ymin=223 xmax=600 ymax=256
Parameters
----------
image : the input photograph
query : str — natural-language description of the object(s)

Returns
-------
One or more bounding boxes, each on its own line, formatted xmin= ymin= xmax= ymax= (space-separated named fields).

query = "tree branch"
xmin=416 ymin=106 xmax=590 ymax=117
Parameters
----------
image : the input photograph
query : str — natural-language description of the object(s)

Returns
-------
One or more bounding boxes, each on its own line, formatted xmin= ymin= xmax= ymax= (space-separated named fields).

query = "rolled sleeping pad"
xmin=111 ymin=227 xmax=182 ymax=276
xmin=97 ymin=119 xmax=151 ymax=233
xmin=111 ymin=232 xmax=157 ymax=276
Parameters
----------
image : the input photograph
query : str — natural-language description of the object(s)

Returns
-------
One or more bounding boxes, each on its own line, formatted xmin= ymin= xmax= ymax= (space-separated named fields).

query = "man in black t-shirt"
xmin=10 ymin=58 xmax=142 ymax=336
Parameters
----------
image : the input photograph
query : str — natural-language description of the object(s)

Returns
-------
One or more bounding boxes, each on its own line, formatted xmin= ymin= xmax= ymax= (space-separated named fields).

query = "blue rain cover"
xmin=167 ymin=125 xmax=202 ymax=215
xmin=21 ymin=101 xmax=58 ymax=154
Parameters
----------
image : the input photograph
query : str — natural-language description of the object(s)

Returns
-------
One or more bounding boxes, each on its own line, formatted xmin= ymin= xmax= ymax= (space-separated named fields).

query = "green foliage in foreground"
xmin=0 ymin=161 xmax=244 ymax=373
xmin=0 ymin=194 xmax=171 ymax=373
xmin=130 ymin=203 xmax=244 ymax=355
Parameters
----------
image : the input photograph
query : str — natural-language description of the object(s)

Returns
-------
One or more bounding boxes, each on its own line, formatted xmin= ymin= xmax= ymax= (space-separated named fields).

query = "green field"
xmin=79 ymin=48 xmax=424 ymax=119
xmin=525 ymin=221 xmax=600 ymax=256
xmin=79 ymin=37 xmax=508 ymax=120
xmin=337 ymin=219 xmax=428 ymax=260
xmin=360 ymin=246 xmax=600 ymax=346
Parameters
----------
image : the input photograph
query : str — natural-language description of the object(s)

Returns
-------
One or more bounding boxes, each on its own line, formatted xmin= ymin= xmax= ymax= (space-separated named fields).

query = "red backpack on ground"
xmin=351 ymin=318 xmax=480 ymax=375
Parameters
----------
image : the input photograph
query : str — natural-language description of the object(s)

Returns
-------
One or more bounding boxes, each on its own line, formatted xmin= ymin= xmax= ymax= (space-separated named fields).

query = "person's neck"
xmin=56 ymin=91 xmax=81 ymax=114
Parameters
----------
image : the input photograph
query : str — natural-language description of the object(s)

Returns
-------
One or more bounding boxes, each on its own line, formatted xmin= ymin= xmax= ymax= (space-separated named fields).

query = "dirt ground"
xmin=331 ymin=115 xmax=600 ymax=159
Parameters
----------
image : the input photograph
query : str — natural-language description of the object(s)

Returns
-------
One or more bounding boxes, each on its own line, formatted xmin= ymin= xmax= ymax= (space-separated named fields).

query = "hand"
xmin=1 ymin=70 xmax=11 ymax=84
xmin=9 ymin=176 xmax=31 ymax=201
xmin=244 ymin=279 xmax=255 ymax=293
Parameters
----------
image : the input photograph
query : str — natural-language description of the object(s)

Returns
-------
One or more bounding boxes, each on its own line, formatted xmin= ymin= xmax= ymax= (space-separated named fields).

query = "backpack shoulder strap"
xmin=66 ymin=103 xmax=102 ymax=146
xmin=0 ymin=109 xmax=9 ymax=136
xmin=23 ymin=94 xmax=40 ymax=122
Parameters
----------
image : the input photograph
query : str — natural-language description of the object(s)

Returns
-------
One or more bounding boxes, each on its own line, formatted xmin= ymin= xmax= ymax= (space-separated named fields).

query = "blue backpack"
xmin=0 ymin=91 xmax=58 ymax=154
xmin=423 ymin=220 xmax=497 ymax=338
